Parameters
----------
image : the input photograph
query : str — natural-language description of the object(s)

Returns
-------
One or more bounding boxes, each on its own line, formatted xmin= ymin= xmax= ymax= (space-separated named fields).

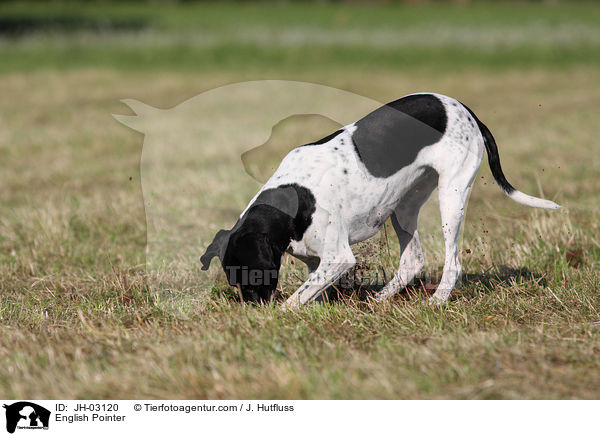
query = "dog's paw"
xmin=280 ymin=300 xmax=299 ymax=312
xmin=426 ymin=296 xmax=448 ymax=306
xmin=372 ymin=290 xmax=391 ymax=302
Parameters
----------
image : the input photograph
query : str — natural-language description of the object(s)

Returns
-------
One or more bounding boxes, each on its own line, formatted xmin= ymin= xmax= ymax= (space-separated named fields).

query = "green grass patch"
xmin=0 ymin=1 xmax=599 ymax=72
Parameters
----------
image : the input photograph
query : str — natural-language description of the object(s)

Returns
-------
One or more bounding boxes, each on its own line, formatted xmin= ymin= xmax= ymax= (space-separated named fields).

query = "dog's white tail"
xmin=461 ymin=102 xmax=561 ymax=210
xmin=507 ymin=190 xmax=561 ymax=210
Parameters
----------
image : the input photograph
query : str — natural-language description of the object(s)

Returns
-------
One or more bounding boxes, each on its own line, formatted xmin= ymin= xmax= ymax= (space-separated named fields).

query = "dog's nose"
xmin=243 ymin=289 xmax=260 ymax=302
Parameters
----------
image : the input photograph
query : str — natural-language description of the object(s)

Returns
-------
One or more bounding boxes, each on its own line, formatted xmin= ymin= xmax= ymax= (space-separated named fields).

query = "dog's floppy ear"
xmin=200 ymin=229 xmax=231 ymax=270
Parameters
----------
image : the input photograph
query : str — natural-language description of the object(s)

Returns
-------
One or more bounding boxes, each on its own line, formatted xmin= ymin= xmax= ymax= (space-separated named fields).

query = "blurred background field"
xmin=0 ymin=1 xmax=599 ymax=399
xmin=1 ymin=1 xmax=600 ymax=72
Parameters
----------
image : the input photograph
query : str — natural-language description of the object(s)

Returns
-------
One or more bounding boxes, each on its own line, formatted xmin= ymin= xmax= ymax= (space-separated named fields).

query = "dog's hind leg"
xmin=375 ymin=211 xmax=423 ymax=300
xmin=375 ymin=169 xmax=437 ymax=301
xmin=429 ymin=169 xmax=477 ymax=304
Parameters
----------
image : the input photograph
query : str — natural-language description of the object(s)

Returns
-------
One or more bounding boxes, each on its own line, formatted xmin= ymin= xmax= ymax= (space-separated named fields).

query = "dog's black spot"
xmin=343 ymin=168 xmax=348 ymax=174
xmin=302 ymin=129 xmax=343 ymax=147
xmin=334 ymin=147 xmax=339 ymax=151
xmin=352 ymin=94 xmax=447 ymax=178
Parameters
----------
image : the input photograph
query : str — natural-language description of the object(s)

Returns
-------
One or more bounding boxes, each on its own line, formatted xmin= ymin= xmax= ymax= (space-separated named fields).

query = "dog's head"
xmin=201 ymin=184 xmax=314 ymax=303
xmin=224 ymin=231 xmax=283 ymax=303
xmin=201 ymin=228 xmax=283 ymax=303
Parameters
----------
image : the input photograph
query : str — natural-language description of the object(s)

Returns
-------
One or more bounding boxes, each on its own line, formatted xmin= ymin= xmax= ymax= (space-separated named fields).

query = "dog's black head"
xmin=222 ymin=231 xmax=283 ymax=303
xmin=200 ymin=184 xmax=316 ymax=304
xmin=200 ymin=227 xmax=283 ymax=303
xmin=199 ymin=208 xmax=288 ymax=303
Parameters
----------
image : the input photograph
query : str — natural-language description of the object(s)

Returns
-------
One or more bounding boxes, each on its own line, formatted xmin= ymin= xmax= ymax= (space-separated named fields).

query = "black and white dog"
xmin=201 ymin=93 xmax=560 ymax=307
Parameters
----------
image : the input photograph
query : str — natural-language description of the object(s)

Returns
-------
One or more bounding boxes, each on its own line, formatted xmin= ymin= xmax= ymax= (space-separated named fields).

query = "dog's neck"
xmin=238 ymin=183 xmax=316 ymax=252
xmin=237 ymin=204 xmax=296 ymax=254
xmin=199 ymin=183 xmax=316 ymax=271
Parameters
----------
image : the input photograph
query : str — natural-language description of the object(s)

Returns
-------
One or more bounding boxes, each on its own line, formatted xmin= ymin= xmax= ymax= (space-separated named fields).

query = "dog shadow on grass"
xmin=310 ymin=265 xmax=546 ymax=304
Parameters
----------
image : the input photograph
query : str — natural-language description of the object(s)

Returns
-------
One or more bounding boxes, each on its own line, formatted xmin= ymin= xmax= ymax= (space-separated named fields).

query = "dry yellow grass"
xmin=0 ymin=67 xmax=599 ymax=399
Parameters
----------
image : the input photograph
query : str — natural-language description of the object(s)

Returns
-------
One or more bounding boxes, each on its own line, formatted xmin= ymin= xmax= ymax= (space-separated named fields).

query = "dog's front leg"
xmin=283 ymin=228 xmax=355 ymax=309
xmin=283 ymin=255 xmax=355 ymax=309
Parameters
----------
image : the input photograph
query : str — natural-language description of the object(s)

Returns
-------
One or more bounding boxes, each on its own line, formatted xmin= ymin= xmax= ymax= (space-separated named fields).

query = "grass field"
xmin=1 ymin=1 xmax=599 ymax=399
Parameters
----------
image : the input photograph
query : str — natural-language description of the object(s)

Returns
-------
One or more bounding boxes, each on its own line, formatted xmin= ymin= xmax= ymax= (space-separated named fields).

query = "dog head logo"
xmin=3 ymin=402 xmax=50 ymax=434
xmin=113 ymin=81 xmax=470 ymax=304
xmin=113 ymin=81 xmax=380 ymax=291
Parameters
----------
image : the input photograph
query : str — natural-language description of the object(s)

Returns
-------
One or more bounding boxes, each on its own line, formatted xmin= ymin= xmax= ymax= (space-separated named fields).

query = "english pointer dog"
xmin=200 ymin=93 xmax=560 ymax=307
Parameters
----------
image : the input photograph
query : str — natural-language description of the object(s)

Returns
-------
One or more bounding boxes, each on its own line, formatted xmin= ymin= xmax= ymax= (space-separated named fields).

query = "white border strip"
xmin=1 ymin=400 xmax=598 ymax=436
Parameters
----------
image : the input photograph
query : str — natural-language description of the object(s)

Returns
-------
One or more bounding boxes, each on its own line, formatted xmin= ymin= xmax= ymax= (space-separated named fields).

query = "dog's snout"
xmin=244 ymin=289 xmax=260 ymax=302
